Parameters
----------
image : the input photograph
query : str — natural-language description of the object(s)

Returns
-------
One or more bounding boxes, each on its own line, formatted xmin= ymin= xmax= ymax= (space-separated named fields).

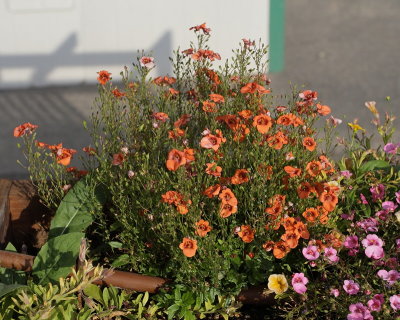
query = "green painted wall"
xmin=269 ymin=0 xmax=285 ymax=73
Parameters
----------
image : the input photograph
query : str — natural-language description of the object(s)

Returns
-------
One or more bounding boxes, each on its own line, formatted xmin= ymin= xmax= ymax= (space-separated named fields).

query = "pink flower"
xmin=375 ymin=209 xmax=389 ymax=221
xmin=390 ymin=295 xmax=400 ymax=311
xmin=327 ymin=116 xmax=342 ymax=127
xmin=291 ymin=273 xmax=308 ymax=294
xmin=360 ymin=193 xmax=369 ymax=204
xmin=395 ymin=191 xmax=400 ymax=204
xmin=347 ymin=303 xmax=373 ymax=320
xmin=343 ymin=280 xmax=360 ymax=295
xmin=140 ymin=56 xmax=155 ymax=69
xmin=383 ymin=142 xmax=400 ymax=154
xmin=340 ymin=170 xmax=353 ymax=179
xmin=330 ymin=288 xmax=340 ymax=297
xmin=377 ymin=269 xmax=400 ymax=285
xmin=367 ymin=294 xmax=384 ymax=312
xmin=324 ymin=247 xmax=339 ymax=263
xmin=382 ymin=201 xmax=398 ymax=212
xmin=370 ymin=184 xmax=385 ymax=201
xmin=302 ymin=245 xmax=320 ymax=261
xmin=344 ymin=235 xmax=359 ymax=249
xmin=357 ymin=218 xmax=378 ymax=233
xmin=362 ymin=234 xmax=384 ymax=260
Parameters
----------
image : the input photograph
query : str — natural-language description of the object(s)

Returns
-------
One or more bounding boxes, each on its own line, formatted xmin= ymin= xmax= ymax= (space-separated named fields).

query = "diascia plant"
xmin=16 ymin=24 xmax=341 ymax=298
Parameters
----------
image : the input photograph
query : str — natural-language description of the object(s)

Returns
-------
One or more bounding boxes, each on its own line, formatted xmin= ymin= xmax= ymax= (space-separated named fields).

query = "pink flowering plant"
xmin=279 ymin=105 xmax=400 ymax=320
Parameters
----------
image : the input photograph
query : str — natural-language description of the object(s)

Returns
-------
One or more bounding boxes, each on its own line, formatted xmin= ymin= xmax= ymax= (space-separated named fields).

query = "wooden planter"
xmin=0 ymin=179 xmax=273 ymax=305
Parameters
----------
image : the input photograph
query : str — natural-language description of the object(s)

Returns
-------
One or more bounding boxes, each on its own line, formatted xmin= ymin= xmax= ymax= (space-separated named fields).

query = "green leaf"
xmin=359 ymin=160 xmax=390 ymax=174
xmin=108 ymin=241 xmax=123 ymax=249
xmin=32 ymin=232 xmax=84 ymax=284
xmin=0 ymin=283 xmax=25 ymax=299
xmin=83 ymin=284 xmax=102 ymax=303
xmin=111 ymin=254 xmax=131 ymax=268
xmin=48 ymin=178 xmax=106 ymax=239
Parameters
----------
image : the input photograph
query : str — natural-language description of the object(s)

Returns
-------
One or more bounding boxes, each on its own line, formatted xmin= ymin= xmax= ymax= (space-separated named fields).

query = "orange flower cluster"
xmin=37 ymin=142 xmax=77 ymax=166
xmin=97 ymin=70 xmax=111 ymax=85
xmin=153 ymin=76 xmax=176 ymax=86
xmin=191 ymin=49 xmax=221 ymax=61
xmin=161 ymin=191 xmax=192 ymax=215
xmin=13 ymin=123 xmax=38 ymax=137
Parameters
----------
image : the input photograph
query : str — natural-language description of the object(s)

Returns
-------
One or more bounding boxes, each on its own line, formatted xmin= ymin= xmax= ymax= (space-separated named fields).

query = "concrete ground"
xmin=1 ymin=0 xmax=399 ymax=179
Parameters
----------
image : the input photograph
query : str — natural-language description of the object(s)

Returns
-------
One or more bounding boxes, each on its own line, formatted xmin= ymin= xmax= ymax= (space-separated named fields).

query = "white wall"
xmin=0 ymin=0 xmax=269 ymax=89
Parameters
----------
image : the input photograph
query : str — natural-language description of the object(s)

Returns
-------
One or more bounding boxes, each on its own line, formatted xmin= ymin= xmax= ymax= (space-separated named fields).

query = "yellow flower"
xmin=348 ymin=122 xmax=365 ymax=133
xmin=267 ymin=274 xmax=288 ymax=295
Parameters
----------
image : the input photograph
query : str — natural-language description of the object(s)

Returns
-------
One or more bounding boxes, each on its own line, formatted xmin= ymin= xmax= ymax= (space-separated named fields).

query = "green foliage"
xmin=33 ymin=177 xmax=106 ymax=284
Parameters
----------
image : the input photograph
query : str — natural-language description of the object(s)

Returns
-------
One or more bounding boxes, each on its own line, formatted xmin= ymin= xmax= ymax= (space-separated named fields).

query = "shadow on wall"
xmin=0 ymin=31 xmax=173 ymax=88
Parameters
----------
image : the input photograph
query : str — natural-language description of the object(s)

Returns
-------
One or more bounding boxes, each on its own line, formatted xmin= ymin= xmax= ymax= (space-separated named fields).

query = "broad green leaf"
xmin=0 ymin=283 xmax=25 ymax=299
xmin=32 ymin=232 xmax=84 ymax=284
xmin=108 ymin=241 xmax=123 ymax=248
xmin=359 ymin=160 xmax=390 ymax=174
xmin=48 ymin=178 xmax=106 ymax=239
xmin=83 ymin=284 xmax=102 ymax=303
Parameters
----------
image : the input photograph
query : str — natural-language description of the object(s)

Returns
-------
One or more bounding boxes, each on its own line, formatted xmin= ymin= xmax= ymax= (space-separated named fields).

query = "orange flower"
xmin=294 ymin=221 xmax=310 ymax=239
xmin=284 ymin=166 xmax=302 ymax=178
xmin=205 ymin=162 xmax=222 ymax=177
xmin=302 ymin=207 xmax=319 ymax=222
xmin=273 ymin=241 xmax=290 ymax=259
xmin=97 ymin=70 xmax=111 ymax=85
xmin=319 ymin=191 xmax=338 ymax=212
xmin=262 ymin=241 xmax=275 ymax=252
xmin=253 ymin=114 xmax=273 ymax=134
xmin=191 ymin=49 xmax=221 ymax=61
xmin=203 ymin=184 xmax=221 ymax=198
xmin=219 ymin=188 xmax=238 ymax=206
xmin=316 ymin=103 xmax=331 ymax=116
xmin=233 ymin=124 xmax=250 ymax=142
xmin=13 ymin=123 xmax=38 ymax=137
xmin=220 ymin=203 xmax=237 ymax=218
xmin=317 ymin=206 xmax=329 ymax=224
xmin=54 ymin=147 xmax=77 ymax=166
xmin=209 ymin=93 xmax=225 ymax=103
xmin=195 ymin=220 xmax=212 ymax=237
xmin=231 ymin=169 xmax=249 ymax=185
xmin=306 ymin=160 xmax=322 ymax=177
xmin=200 ymin=132 xmax=225 ymax=151
xmin=112 ymin=153 xmax=125 ymax=166
xmin=216 ymin=114 xmax=240 ymax=131
xmin=276 ymin=114 xmax=293 ymax=126
xmin=267 ymin=131 xmax=288 ymax=150
xmin=265 ymin=202 xmax=283 ymax=217
xmin=202 ymin=100 xmax=217 ymax=112
xmin=176 ymin=203 xmax=190 ymax=215
xmin=238 ymin=225 xmax=255 ymax=243
xmin=168 ymin=88 xmax=179 ymax=96
xmin=297 ymin=182 xmax=315 ymax=199
xmin=205 ymin=69 xmax=220 ymax=85
xmin=168 ymin=128 xmax=185 ymax=139
xmin=281 ymin=232 xmax=300 ymax=249
xmin=238 ymin=109 xmax=253 ymax=119
xmin=152 ymin=112 xmax=169 ymax=122
xmin=303 ymin=137 xmax=316 ymax=151
xmin=240 ymin=82 xmax=270 ymax=95
xmin=166 ymin=149 xmax=186 ymax=171
xmin=179 ymin=238 xmax=198 ymax=257
xmin=257 ymin=164 xmax=273 ymax=180
xmin=82 ymin=146 xmax=96 ymax=155
xmin=184 ymin=148 xmax=195 ymax=163
xmin=112 ymin=88 xmax=126 ymax=98
xmin=174 ymin=114 xmax=191 ymax=128
xmin=161 ymin=191 xmax=183 ymax=205
xmin=189 ymin=23 xmax=211 ymax=35
xmin=153 ymin=76 xmax=176 ymax=86
xmin=319 ymin=155 xmax=335 ymax=174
